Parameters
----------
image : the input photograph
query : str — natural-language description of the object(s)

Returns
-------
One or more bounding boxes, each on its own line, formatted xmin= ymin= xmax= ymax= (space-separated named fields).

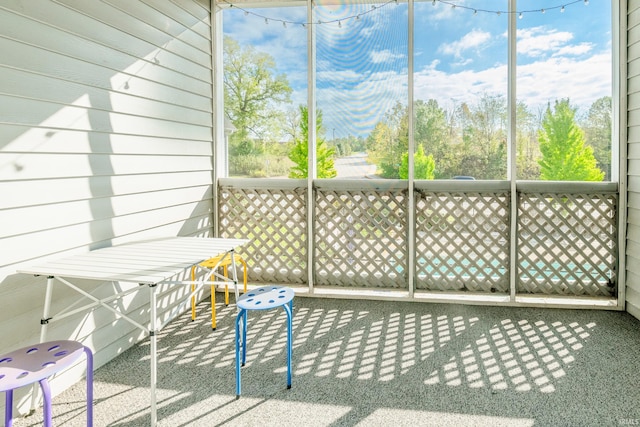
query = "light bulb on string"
xmin=224 ymin=0 xmax=588 ymax=28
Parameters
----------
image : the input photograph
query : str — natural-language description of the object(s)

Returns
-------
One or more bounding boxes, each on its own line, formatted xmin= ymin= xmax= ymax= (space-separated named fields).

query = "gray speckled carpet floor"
xmin=10 ymin=295 xmax=640 ymax=426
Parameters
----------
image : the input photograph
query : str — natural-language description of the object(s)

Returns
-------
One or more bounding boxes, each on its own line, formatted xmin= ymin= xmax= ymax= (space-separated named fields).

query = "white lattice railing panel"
xmin=218 ymin=179 xmax=307 ymax=284
xmin=517 ymin=186 xmax=617 ymax=296
xmin=217 ymin=179 xmax=619 ymax=305
xmin=415 ymin=182 xmax=510 ymax=293
xmin=314 ymin=181 xmax=408 ymax=288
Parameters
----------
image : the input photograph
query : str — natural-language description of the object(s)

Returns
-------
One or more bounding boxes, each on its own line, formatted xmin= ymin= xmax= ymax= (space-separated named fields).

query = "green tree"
xmin=538 ymin=99 xmax=604 ymax=181
xmin=515 ymin=100 xmax=540 ymax=180
xmin=288 ymin=106 xmax=337 ymax=178
xmin=366 ymin=122 xmax=397 ymax=178
xmin=456 ymin=94 xmax=507 ymax=179
xmin=366 ymin=101 xmax=408 ymax=179
xmin=583 ymin=96 xmax=612 ymax=180
xmin=224 ymin=36 xmax=292 ymax=156
xmin=414 ymin=99 xmax=451 ymax=179
xmin=399 ymin=145 xmax=436 ymax=179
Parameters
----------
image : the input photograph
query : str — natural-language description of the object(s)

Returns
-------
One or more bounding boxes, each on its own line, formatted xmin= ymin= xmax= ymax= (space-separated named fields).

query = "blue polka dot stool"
xmin=0 ymin=340 xmax=93 ymax=427
xmin=234 ymin=286 xmax=294 ymax=398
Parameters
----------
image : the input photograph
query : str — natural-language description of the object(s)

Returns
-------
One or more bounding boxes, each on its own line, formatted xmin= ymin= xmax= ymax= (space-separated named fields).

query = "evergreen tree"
xmin=288 ymin=106 xmax=337 ymax=179
xmin=538 ymin=99 xmax=604 ymax=181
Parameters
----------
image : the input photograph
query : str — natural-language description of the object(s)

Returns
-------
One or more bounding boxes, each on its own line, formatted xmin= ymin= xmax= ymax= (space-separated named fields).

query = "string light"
xmin=218 ymin=0 xmax=590 ymax=28
xmin=436 ymin=0 xmax=585 ymax=16
xmin=218 ymin=0 xmax=398 ymax=27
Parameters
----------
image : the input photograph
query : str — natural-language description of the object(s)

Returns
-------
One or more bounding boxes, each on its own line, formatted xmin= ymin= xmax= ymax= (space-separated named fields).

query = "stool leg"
xmin=241 ymin=260 xmax=248 ymax=294
xmin=241 ymin=310 xmax=248 ymax=367
xmin=211 ymin=284 xmax=217 ymax=330
xmin=223 ymin=265 xmax=230 ymax=306
xmin=5 ymin=389 xmax=13 ymax=427
xmin=190 ymin=266 xmax=197 ymax=321
xmin=39 ymin=378 xmax=52 ymax=427
xmin=235 ymin=309 xmax=245 ymax=399
xmin=84 ymin=346 xmax=94 ymax=427
xmin=284 ymin=303 xmax=293 ymax=389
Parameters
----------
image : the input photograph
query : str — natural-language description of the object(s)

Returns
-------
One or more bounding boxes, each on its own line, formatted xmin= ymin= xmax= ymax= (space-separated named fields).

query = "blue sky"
xmin=223 ymin=0 xmax=611 ymax=138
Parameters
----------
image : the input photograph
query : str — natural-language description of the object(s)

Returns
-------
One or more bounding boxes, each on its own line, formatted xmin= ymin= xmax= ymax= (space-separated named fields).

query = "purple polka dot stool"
xmin=235 ymin=286 xmax=294 ymax=398
xmin=0 ymin=340 xmax=93 ymax=427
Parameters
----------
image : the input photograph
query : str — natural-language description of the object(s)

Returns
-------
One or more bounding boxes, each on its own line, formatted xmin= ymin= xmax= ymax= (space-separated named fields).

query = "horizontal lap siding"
xmin=628 ymin=0 xmax=640 ymax=320
xmin=0 ymin=0 xmax=213 ymax=408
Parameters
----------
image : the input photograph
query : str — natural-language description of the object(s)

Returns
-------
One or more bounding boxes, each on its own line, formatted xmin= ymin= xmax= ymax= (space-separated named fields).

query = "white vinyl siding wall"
xmin=627 ymin=0 xmax=640 ymax=320
xmin=0 ymin=0 xmax=213 ymax=411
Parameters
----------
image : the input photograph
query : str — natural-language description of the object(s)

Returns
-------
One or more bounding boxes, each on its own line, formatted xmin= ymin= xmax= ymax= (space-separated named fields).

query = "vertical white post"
xmin=212 ymin=1 xmax=224 ymax=237
xmin=407 ymin=0 xmax=415 ymax=298
xmin=508 ymin=0 xmax=518 ymax=302
xmin=614 ymin=0 xmax=627 ymax=309
xmin=307 ymin=0 xmax=316 ymax=294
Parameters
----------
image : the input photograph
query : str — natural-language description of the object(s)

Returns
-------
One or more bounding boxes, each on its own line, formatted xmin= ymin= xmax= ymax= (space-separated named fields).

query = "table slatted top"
xmin=17 ymin=237 xmax=249 ymax=284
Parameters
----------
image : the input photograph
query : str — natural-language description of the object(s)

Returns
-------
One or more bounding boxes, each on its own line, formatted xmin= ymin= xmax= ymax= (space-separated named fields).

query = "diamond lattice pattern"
xmin=315 ymin=189 xmax=408 ymax=288
xmin=218 ymin=186 xmax=307 ymax=283
xmin=517 ymin=193 xmax=617 ymax=296
xmin=415 ymin=191 xmax=511 ymax=292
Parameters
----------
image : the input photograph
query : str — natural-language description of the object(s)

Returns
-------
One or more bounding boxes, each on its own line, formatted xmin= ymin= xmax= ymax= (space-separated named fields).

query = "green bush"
xmin=229 ymin=154 xmax=294 ymax=177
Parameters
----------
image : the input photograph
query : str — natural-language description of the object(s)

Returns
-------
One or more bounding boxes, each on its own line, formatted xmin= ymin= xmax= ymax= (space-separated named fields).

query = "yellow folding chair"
xmin=190 ymin=253 xmax=247 ymax=329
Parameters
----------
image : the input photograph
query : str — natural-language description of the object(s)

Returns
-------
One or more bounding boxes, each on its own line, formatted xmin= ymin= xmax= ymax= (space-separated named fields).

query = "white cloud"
xmin=370 ymin=49 xmax=405 ymax=64
xmin=314 ymin=68 xmax=408 ymax=136
xmin=439 ymin=29 xmax=492 ymax=58
xmin=554 ymin=42 xmax=593 ymax=57
xmin=516 ymin=53 xmax=611 ymax=110
xmin=412 ymin=51 xmax=610 ymax=114
xmin=517 ymin=26 xmax=574 ymax=58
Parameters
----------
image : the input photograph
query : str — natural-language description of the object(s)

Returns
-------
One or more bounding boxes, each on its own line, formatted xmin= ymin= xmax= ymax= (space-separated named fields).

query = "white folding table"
xmin=17 ymin=236 xmax=249 ymax=426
